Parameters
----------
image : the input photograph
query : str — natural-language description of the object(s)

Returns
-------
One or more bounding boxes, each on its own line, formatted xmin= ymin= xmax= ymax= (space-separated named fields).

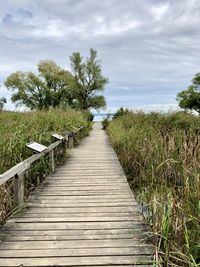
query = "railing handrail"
xmin=0 ymin=127 xmax=84 ymax=187
xmin=0 ymin=140 xmax=62 ymax=186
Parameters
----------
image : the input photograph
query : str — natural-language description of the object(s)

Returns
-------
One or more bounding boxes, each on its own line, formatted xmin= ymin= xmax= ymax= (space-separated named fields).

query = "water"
xmin=93 ymin=113 xmax=113 ymax=122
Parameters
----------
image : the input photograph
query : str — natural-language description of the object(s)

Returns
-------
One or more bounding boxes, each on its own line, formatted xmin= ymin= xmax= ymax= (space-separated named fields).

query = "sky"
xmin=0 ymin=0 xmax=200 ymax=112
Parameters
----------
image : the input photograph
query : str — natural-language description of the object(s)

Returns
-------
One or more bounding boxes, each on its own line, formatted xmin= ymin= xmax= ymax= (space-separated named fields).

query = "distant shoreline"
xmin=93 ymin=113 xmax=114 ymax=116
xmin=93 ymin=113 xmax=113 ymax=122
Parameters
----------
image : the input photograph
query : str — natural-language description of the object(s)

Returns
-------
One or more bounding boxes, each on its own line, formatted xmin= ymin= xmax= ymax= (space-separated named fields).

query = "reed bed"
xmin=0 ymin=108 xmax=90 ymax=224
xmin=107 ymin=111 xmax=200 ymax=267
xmin=0 ymin=109 xmax=90 ymax=173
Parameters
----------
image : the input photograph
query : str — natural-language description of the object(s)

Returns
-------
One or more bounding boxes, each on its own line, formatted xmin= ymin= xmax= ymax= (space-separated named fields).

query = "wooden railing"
xmin=0 ymin=126 xmax=84 ymax=213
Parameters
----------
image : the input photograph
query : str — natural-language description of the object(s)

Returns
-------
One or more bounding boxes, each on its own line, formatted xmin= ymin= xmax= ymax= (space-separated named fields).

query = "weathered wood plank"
xmin=26 ymin=202 xmax=135 ymax=207
xmin=28 ymin=195 xmax=134 ymax=200
xmin=3 ymin=221 xmax=146 ymax=231
xmin=0 ymin=256 xmax=153 ymax=267
xmin=0 ymin=239 xmax=149 ymax=250
xmin=30 ymin=192 xmax=133 ymax=196
xmin=22 ymin=206 xmax=138 ymax=213
xmin=26 ymin=200 xmax=137 ymax=205
xmin=44 ymin=181 xmax=128 ymax=185
xmin=12 ymin=212 xmax=139 ymax=218
xmin=0 ymin=247 xmax=152 ymax=257
xmin=0 ymin=233 xmax=148 ymax=241
xmin=25 ymin=203 xmax=136 ymax=208
xmin=37 ymin=185 xmax=130 ymax=190
xmin=8 ymin=215 xmax=143 ymax=223
xmin=0 ymin=228 xmax=148 ymax=236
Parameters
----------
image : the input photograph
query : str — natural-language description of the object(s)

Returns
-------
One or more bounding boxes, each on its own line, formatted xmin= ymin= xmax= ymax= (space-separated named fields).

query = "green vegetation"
xmin=70 ymin=48 xmax=108 ymax=110
xmin=0 ymin=109 xmax=90 ymax=173
xmin=107 ymin=111 xmax=200 ymax=266
xmin=112 ymin=107 xmax=129 ymax=119
xmin=5 ymin=49 xmax=108 ymax=111
xmin=5 ymin=61 xmax=73 ymax=110
xmin=177 ymin=72 xmax=200 ymax=114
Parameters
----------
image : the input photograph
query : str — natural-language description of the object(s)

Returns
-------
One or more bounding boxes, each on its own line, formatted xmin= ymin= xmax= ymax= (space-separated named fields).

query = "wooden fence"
xmin=0 ymin=126 xmax=84 ymax=223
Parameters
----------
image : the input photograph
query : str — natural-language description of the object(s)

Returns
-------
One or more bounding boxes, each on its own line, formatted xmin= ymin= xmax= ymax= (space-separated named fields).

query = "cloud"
xmin=151 ymin=3 xmax=169 ymax=21
xmin=0 ymin=0 xmax=200 ymax=111
xmin=2 ymin=9 xmax=33 ymax=24
xmin=2 ymin=14 xmax=13 ymax=23
xmin=18 ymin=9 xmax=33 ymax=18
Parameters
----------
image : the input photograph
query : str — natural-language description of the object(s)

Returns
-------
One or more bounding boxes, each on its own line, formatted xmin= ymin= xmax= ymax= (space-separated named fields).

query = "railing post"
xmin=68 ymin=133 xmax=74 ymax=149
xmin=62 ymin=138 xmax=67 ymax=157
xmin=13 ymin=171 xmax=25 ymax=209
xmin=49 ymin=149 xmax=55 ymax=172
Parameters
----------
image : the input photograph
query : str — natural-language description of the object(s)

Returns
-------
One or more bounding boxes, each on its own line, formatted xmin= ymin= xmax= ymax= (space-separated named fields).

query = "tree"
xmin=5 ymin=49 xmax=108 ymax=111
xmin=177 ymin=73 xmax=200 ymax=114
xmin=113 ymin=107 xmax=130 ymax=120
xmin=0 ymin=97 xmax=6 ymax=111
xmin=70 ymin=48 xmax=108 ymax=110
xmin=5 ymin=60 xmax=73 ymax=110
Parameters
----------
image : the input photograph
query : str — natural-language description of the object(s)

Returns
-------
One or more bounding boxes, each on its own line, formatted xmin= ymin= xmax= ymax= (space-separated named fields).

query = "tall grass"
xmin=0 ymin=108 xmax=90 ymax=224
xmin=0 ymin=108 xmax=90 ymax=173
xmin=107 ymin=111 xmax=200 ymax=266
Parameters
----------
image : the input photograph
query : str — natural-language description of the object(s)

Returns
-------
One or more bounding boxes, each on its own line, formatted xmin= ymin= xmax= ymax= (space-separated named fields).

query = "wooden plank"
xmin=27 ymin=199 xmax=136 ymax=204
xmin=25 ymin=203 xmax=136 ymax=208
xmin=21 ymin=206 xmax=138 ymax=213
xmin=61 ymin=165 xmax=122 ymax=168
xmin=0 ymin=228 xmax=148 ymax=236
xmin=37 ymin=185 xmax=130 ymax=190
xmin=12 ymin=212 xmax=139 ymax=218
xmin=34 ymin=191 xmax=131 ymax=195
xmin=0 ymin=233 xmax=148 ymax=241
xmin=8 ymin=215 xmax=142 ymax=223
xmin=27 ymin=198 xmax=136 ymax=203
xmin=36 ymin=188 xmax=130 ymax=193
xmin=0 ymin=256 xmax=153 ymax=266
xmin=25 ymin=203 xmax=136 ymax=209
xmin=0 ymin=247 xmax=152 ymax=257
xmin=0 ymin=239 xmax=148 ymax=249
xmin=52 ymin=172 xmax=125 ymax=176
xmin=28 ymin=195 xmax=134 ymax=200
xmin=3 ymin=221 xmax=146 ymax=231
xmin=27 ymin=196 xmax=133 ymax=201
xmin=47 ymin=180 xmax=126 ymax=184
xmin=33 ymin=190 xmax=131 ymax=195
xmin=41 ymin=176 xmax=126 ymax=181
xmin=49 ymin=173 xmax=125 ymax=177
xmin=57 ymin=168 xmax=123 ymax=172
xmin=46 ymin=179 xmax=127 ymax=182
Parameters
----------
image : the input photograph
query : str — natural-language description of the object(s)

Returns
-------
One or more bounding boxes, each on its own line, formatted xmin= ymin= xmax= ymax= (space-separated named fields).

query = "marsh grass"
xmin=0 ymin=108 xmax=90 ymax=224
xmin=0 ymin=109 xmax=90 ymax=173
xmin=107 ymin=111 xmax=200 ymax=266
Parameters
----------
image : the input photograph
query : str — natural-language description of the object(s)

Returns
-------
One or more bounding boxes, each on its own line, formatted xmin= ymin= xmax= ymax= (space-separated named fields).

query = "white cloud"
xmin=151 ymin=3 xmax=169 ymax=21
xmin=0 ymin=0 xmax=200 ymax=111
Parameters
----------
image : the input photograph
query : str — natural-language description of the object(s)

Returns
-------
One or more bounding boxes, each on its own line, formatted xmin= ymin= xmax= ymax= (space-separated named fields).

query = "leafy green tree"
xmin=5 ymin=49 xmax=108 ymax=111
xmin=5 ymin=60 xmax=73 ymax=110
xmin=70 ymin=48 xmax=108 ymax=110
xmin=0 ymin=97 xmax=6 ymax=111
xmin=177 ymin=73 xmax=200 ymax=114
xmin=113 ymin=107 xmax=130 ymax=120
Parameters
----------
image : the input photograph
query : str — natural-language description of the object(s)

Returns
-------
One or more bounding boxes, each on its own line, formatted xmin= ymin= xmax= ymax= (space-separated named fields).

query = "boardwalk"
xmin=0 ymin=124 xmax=153 ymax=266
